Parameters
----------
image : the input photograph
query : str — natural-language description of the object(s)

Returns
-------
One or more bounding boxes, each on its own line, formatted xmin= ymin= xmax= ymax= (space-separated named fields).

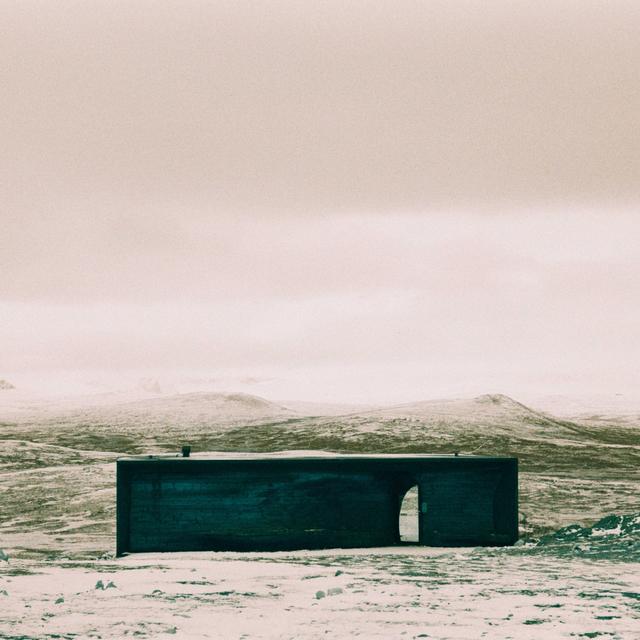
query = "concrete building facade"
xmin=116 ymin=453 xmax=518 ymax=555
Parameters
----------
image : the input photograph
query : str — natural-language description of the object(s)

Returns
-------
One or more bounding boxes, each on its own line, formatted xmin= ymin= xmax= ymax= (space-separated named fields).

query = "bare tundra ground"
xmin=1 ymin=392 xmax=639 ymax=638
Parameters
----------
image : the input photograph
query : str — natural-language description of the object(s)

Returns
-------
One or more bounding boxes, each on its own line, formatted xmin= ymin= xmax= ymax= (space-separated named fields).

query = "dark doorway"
xmin=399 ymin=485 xmax=419 ymax=543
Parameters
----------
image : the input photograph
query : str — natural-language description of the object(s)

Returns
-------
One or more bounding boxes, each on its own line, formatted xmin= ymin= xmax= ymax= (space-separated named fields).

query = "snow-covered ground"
xmin=2 ymin=546 xmax=638 ymax=639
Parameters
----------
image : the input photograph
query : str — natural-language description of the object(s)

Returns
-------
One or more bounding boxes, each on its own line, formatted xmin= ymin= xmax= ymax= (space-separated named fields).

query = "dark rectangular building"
xmin=116 ymin=452 xmax=518 ymax=555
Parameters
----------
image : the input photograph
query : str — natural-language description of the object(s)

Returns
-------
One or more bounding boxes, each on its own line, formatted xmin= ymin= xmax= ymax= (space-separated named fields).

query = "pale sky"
xmin=1 ymin=2 xmax=640 ymax=403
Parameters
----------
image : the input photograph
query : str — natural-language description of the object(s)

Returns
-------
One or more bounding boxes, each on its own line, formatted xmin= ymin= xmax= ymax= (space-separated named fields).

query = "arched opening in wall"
xmin=399 ymin=485 xmax=419 ymax=543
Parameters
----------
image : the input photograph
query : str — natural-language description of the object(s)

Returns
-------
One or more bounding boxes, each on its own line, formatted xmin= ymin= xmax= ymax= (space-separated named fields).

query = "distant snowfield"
xmin=0 ymin=391 xmax=638 ymax=638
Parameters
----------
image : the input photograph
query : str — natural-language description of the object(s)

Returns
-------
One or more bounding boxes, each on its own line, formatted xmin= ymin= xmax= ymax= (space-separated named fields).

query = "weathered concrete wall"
xmin=417 ymin=465 xmax=516 ymax=546
xmin=127 ymin=470 xmax=398 ymax=552
xmin=116 ymin=456 xmax=517 ymax=554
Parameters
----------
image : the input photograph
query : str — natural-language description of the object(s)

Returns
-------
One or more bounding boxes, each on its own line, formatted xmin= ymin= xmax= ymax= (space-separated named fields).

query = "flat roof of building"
xmin=117 ymin=450 xmax=516 ymax=462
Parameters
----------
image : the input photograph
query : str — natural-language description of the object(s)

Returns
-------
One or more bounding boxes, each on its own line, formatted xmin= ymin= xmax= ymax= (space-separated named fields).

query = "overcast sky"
xmin=2 ymin=2 xmax=640 ymax=402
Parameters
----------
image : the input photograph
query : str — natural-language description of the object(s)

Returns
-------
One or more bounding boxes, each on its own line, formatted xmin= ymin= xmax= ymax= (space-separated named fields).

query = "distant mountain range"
xmin=1 ymin=391 xmax=637 ymax=477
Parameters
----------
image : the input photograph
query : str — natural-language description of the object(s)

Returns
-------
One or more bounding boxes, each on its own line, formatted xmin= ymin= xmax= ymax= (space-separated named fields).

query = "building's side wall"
xmin=126 ymin=468 xmax=399 ymax=552
xmin=416 ymin=461 xmax=518 ymax=546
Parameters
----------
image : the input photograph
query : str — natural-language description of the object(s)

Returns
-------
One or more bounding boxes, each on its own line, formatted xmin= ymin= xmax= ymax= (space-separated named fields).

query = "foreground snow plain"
xmin=1 ymin=391 xmax=638 ymax=639
xmin=2 ymin=546 xmax=639 ymax=639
